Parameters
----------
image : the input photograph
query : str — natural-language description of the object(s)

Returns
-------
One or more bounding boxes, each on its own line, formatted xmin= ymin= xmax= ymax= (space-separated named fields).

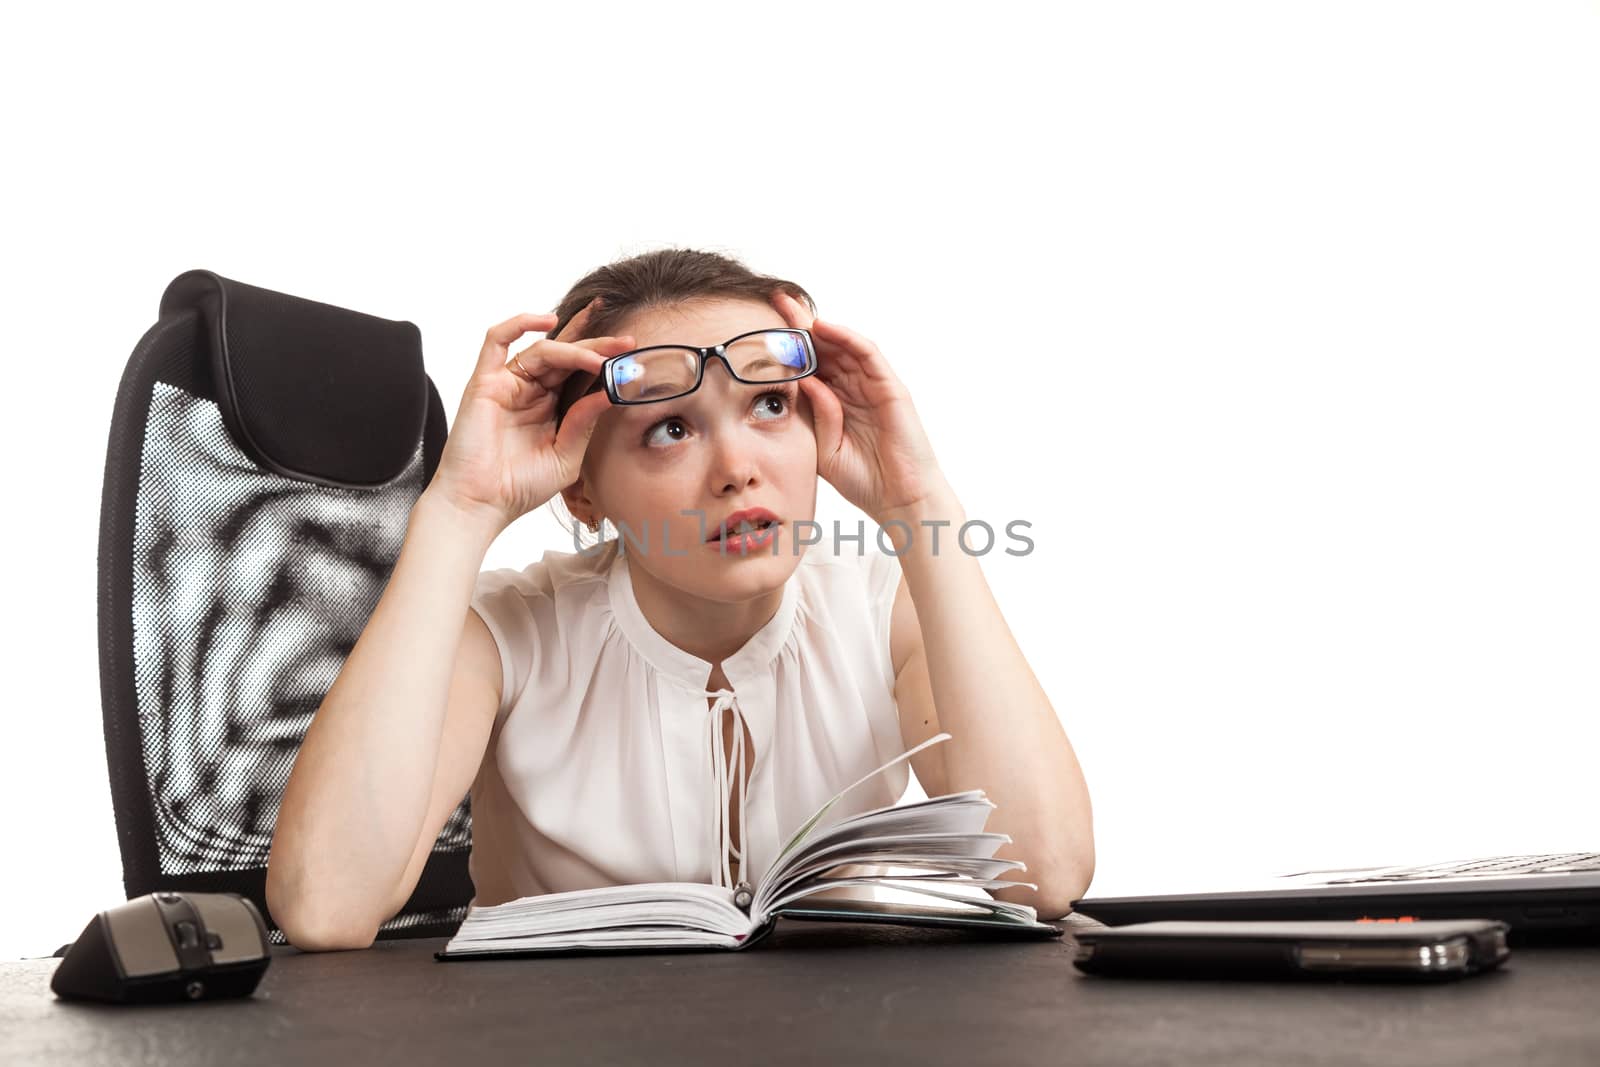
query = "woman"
xmin=266 ymin=248 xmax=1093 ymax=950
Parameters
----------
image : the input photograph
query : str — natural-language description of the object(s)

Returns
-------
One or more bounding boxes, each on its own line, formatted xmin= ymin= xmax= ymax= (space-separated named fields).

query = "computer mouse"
xmin=50 ymin=891 xmax=272 ymax=1004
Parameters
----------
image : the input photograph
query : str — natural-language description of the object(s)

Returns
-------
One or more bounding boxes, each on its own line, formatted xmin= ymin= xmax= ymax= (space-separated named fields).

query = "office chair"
xmin=95 ymin=269 xmax=472 ymax=944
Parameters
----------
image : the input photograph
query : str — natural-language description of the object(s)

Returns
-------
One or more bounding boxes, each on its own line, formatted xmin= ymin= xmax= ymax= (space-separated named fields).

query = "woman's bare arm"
xmin=265 ymin=304 xmax=633 ymax=951
xmin=376 ymin=604 xmax=502 ymax=925
xmin=265 ymin=489 xmax=504 ymax=950
xmin=881 ymin=481 xmax=1095 ymax=920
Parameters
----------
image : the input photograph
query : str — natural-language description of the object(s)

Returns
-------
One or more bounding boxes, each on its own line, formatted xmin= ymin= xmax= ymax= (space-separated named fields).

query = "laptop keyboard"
xmin=1319 ymin=852 xmax=1600 ymax=883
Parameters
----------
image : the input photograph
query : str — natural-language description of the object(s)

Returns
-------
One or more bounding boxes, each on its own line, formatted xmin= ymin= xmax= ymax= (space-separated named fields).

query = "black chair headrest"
xmin=159 ymin=269 xmax=429 ymax=488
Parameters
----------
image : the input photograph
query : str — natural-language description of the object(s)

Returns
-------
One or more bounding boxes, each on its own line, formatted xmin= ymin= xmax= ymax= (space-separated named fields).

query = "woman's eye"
xmin=642 ymin=417 xmax=689 ymax=448
xmin=640 ymin=388 xmax=794 ymax=448
xmin=752 ymin=388 xmax=792 ymax=420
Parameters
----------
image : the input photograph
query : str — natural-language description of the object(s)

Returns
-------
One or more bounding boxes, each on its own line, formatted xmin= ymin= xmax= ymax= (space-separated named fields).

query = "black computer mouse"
xmin=50 ymin=891 xmax=272 ymax=1004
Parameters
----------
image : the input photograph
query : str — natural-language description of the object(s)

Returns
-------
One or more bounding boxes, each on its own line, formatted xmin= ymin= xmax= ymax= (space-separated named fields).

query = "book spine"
xmin=735 ymin=914 xmax=779 ymax=951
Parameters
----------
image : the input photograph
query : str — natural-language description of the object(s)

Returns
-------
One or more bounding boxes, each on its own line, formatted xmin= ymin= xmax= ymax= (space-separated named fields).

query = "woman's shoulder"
xmin=473 ymin=538 xmax=620 ymax=605
xmin=469 ymin=540 xmax=620 ymax=724
xmin=797 ymin=537 xmax=903 ymax=605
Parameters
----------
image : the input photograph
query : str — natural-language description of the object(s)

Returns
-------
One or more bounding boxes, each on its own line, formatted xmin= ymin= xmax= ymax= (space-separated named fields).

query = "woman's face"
xmin=571 ymin=296 xmax=820 ymax=603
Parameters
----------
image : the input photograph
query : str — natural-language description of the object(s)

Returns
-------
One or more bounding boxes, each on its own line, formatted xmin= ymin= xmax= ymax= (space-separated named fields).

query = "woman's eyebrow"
xmin=736 ymin=356 xmax=785 ymax=376
xmin=633 ymin=381 xmax=683 ymax=401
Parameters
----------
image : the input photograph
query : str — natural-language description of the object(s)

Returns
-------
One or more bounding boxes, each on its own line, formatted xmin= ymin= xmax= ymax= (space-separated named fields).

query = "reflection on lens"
xmin=614 ymin=348 xmax=699 ymax=402
xmin=613 ymin=355 xmax=647 ymax=387
xmin=727 ymin=331 xmax=811 ymax=380
xmin=770 ymin=332 xmax=810 ymax=370
xmin=611 ymin=331 xmax=812 ymax=403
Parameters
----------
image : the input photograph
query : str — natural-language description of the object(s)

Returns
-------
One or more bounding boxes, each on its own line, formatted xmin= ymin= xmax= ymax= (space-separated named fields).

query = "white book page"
xmin=768 ymin=876 xmax=1042 ymax=923
xmin=756 ymin=830 xmax=1018 ymax=920
xmin=760 ymin=731 xmax=955 ymax=885
xmin=444 ymin=881 xmax=752 ymax=954
xmin=781 ymin=793 xmax=999 ymax=862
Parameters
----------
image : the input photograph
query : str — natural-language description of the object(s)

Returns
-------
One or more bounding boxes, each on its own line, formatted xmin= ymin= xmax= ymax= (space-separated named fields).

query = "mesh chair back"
xmin=96 ymin=269 xmax=472 ymax=943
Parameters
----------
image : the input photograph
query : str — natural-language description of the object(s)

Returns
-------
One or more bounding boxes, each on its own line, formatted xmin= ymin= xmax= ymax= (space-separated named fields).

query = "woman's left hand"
xmin=770 ymin=290 xmax=948 ymax=525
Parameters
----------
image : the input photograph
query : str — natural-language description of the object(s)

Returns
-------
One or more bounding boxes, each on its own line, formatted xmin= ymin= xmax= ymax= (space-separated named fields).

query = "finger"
xmin=504 ymin=348 xmax=539 ymax=383
xmin=553 ymin=295 xmax=604 ymax=344
xmin=476 ymin=312 xmax=560 ymax=377
xmin=809 ymin=317 xmax=875 ymax=364
xmin=808 ymin=339 xmax=863 ymax=392
xmin=551 ymin=387 xmax=616 ymax=477
xmin=504 ymin=342 xmax=605 ymax=387
xmin=507 ymin=334 xmax=635 ymax=389
xmin=810 ymin=317 xmax=897 ymax=383
xmin=770 ymin=289 xmax=814 ymax=329
xmin=808 ymin=349 xmax=880 ymax=410
xmin=797 ymin=374 xmax=844 ymax=464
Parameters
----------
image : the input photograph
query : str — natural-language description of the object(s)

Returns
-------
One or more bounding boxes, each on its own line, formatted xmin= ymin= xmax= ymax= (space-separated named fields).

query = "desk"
xmin=4 ymin=919 xmax=1598 ymax=1066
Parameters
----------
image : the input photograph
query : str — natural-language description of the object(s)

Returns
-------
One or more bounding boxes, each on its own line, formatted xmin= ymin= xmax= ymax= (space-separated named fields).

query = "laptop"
xmin=1071 ymin=852 xmax=1600 ymax=939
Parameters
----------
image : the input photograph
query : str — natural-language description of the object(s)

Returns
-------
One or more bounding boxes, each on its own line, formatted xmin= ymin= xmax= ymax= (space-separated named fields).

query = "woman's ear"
xmin=560 ymin=480 xmax=593 ymax=526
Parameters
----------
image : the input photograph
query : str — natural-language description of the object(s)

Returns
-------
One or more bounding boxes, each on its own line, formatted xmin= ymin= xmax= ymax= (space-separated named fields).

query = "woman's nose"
xmin=704 ymin=416 xmax=761 ymax=488
xmin=708 ymin=427 xmax=759 ymax=481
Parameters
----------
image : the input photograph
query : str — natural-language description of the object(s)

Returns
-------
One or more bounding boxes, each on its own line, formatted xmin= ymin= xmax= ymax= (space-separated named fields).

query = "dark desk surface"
xmin=4 ymin=918 xmax=1599 ymax=1066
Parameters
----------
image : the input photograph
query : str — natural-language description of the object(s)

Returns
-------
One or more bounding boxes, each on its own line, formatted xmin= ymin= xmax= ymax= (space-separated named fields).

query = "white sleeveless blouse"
xmin=465 ymin=535 xmax=909 ymax=907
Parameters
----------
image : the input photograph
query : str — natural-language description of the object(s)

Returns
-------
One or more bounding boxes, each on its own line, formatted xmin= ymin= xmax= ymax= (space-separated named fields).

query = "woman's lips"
xmin=707 ymin=508 xmax=779 ymax=541
xmin=707 ymin=521 xmax=780 ymax=553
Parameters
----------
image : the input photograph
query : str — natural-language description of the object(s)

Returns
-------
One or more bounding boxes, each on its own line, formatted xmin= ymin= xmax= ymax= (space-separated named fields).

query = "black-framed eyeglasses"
xmin=582 ymin=327 xmax=818 ymax=406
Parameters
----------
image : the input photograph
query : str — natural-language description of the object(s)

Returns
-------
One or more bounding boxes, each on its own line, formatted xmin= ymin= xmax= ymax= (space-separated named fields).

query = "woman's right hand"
xmin=427 ymin=296 xmax=633 ymax=534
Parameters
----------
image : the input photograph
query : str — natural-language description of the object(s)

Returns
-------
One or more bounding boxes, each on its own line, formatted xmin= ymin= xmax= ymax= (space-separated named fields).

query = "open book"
xmin=435 ymin=733 xmax=1062 ymax=959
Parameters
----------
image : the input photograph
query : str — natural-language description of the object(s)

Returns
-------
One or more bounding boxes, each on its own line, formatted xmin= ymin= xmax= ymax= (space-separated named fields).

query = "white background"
xmin=2 ymin=1 xmax=1596 ymax=961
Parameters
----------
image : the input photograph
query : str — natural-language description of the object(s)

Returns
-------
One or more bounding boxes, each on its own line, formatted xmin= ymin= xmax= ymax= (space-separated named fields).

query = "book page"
xmin=440 ymin=881 xmax=754 ymax=956
xmin=789 ymin=792 xmax=998 ymax=854
xmin=762 ymin=731 xmax=954 ymax=884
xmin=755 ymin=829 xmax=1018 ymax=919
xmin=758 ymin=795 xmax=1003 ymax=901
xmin=767 ymin=876 xmax=1042 ymax=923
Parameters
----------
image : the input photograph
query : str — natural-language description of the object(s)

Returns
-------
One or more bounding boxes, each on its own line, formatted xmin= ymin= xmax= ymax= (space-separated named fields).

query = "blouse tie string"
xmin=703 ymin=687 xmax=751 ymax=894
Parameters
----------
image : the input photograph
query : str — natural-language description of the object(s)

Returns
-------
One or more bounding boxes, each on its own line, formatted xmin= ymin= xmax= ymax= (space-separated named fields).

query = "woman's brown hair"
xmin=545 ymin=247 xmax=818 ymax=542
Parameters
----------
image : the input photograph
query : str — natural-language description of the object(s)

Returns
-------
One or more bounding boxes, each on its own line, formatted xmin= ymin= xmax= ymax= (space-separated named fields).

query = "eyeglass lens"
xmin=611 ymin=330 xmax=812 ymax=403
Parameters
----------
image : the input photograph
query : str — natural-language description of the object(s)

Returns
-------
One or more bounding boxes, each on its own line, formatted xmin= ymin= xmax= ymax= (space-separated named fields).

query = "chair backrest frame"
xmin=96 ymin=270 xmax=472 ymax=942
